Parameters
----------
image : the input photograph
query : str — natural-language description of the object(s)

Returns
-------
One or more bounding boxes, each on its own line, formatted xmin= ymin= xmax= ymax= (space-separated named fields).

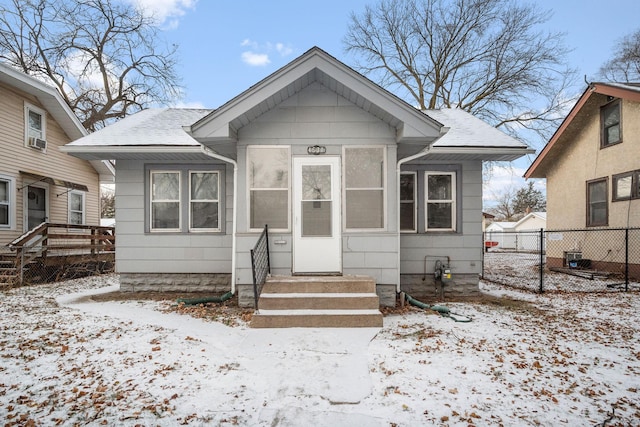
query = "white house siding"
xmin=234 ymin=82 xmax=400 ymax=301
xmin=400 ymin=160 xmax=483 ymax=298
xmin=115 ymin=159 xmax=233 ymax=292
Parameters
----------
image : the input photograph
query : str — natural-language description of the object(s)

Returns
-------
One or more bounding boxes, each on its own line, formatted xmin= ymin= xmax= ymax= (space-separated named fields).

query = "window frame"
xmin=145 ymin=165 xmax=226 ymax=234
xmin=24 ymin=103 xmax=47 ymax=148
xmin=246 ymin=145 xmax=291 ymax=232
xmin=0 ymin=175 xmax=15 ymax=229
xmin=586 ymin=177 xmax=608 ymax=227
xmin=189 ymin=170 xmax=221 ymax=232
xmin=600 ymin=99 xmax=622 ymax=148
xmin=612 ymin=170 xmax=640 ymax=202
xmin=150 ymin=170 xmax=181 ymax=232
xmin=67 ymin=190 xmax=86 ymax=225
xmin=343 ymin=145 xmax=387 ymax=232
xmin=400 ymin=172 xmax=417 ymax=233
xmin=425 ymin=171 xmax=457 ymax=232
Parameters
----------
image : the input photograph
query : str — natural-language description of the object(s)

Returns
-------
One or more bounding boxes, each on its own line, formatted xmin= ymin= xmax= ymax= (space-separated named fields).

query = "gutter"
xmin=200 ymin=145 xmax=238 ymax=295
xmin=394 ymin=128 xmax=450 ymax=293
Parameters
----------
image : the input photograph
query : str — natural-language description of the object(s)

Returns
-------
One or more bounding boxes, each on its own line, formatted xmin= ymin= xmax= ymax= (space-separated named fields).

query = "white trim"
xmin=246 ymin=145 xmax=291 ymax=233
xmin=188 ymin=170 xmax=221 ymax=232
xmin=24 ymin=102 xmax=47 ymax=150
xmin=149 ymin=170 xmax=182 ymax=232
xmin=200 ymin=146 xmax=238 ymax=295
xmin=343 ymin=145 xmax=387 ymax=232
xmin=400 ymin=171 xmax=417 ymax=233
xmin=425 ymin=171 xmax=456 ymax=232
xmin=67 ymin=190 xmax=86 ymax=225
xmin=0 ymin=175 xmax=16 ymax=230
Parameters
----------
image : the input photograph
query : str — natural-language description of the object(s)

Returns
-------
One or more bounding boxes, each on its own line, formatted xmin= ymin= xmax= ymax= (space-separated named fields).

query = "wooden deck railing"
xmin=1 ymin=222 xmax=115 ymax=286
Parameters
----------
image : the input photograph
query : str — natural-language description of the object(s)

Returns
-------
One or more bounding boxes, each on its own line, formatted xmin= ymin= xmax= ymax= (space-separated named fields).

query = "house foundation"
xmin=119 ymin=273 xmax=231 ymax=293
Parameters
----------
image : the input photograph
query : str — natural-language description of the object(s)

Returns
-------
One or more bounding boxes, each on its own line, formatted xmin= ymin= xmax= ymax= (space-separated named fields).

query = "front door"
xmin=293 ymin=156 xmax=341 ymax=273
xmin=26 ymin=185 xmax=48 ymax=231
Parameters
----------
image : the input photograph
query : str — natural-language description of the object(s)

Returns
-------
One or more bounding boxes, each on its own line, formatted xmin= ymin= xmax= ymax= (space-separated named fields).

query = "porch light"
xmin=307 ymin=145 xmax=326 ymax=155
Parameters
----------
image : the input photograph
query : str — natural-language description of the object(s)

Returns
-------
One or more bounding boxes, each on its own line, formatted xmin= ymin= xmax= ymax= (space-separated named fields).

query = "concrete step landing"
xmin=250 ymin=275 xmax=383 ymax=328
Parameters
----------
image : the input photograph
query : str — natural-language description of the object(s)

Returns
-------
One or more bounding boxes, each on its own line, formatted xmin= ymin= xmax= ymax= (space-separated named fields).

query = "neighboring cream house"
xmin=525 ymin=82 xmax=640 ymax=273
xmin=0 ymin=63 xmax=114 ymax=246
xmin=63 ymin=47 xmax=533 ymax=307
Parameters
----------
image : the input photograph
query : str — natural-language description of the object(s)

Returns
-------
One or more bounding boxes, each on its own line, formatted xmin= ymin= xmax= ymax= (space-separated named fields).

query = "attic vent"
xmin=28 ymin=137 xmax=47 ymax=150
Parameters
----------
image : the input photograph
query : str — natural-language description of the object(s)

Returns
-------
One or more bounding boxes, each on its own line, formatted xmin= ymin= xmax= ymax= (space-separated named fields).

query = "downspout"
xmin=395 ymin=126 xmax=449 ymax=293
xmin=201 ymin=145 xmax=238 ymax=295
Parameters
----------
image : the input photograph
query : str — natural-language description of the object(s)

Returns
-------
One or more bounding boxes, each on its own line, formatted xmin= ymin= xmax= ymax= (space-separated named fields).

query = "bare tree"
xmin=100 ymin=185 xmax=114 ymax=219
xmin=598 ymin=29 xmax=640 ymax=82
xmin=487 ymin=185 xmax=517 ymax=221
xmin=0 ymin=0 xmax=181 ymax=131
xmin=344 ymin=0 xmax=576 ymax=141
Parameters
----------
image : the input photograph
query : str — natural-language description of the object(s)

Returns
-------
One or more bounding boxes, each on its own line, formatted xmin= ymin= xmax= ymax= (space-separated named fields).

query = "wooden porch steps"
xmin=250 ymin=275 xmax=383 ymax=328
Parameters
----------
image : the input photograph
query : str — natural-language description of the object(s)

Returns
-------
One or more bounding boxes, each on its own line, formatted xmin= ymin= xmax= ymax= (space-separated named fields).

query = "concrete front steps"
xmin=250 ymin=275 xmax=383 ymax=328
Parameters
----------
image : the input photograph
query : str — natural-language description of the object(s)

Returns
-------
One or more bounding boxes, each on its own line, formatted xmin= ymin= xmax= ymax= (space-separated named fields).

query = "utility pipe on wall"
xmin=201 ymin=146 xmax=238 ymax=295
xmin=395 ymin=126 xmax=449 ymax=293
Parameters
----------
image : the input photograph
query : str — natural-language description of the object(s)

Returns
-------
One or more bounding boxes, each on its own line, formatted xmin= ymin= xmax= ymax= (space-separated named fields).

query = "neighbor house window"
xmin=247 ymin=146 xmax=290 ymax=231
xmin=587 ymin=178 xmax=608 ymax=227
xmin=344 ymin=146 xmax=386 ymax=230
xmin=190 ymin=171 xmax=220 ymax=231
xmin=601 ymin=100 xmax=621 ymax=147
xmin=68 ymin=191 xmax=85 ymax=225
xmin=400 ymin=172 xmax=416 ymax=232
xmin=151 ymin=171 xmax=181 ymax=231
xmin=426 ymin=172 xmax=456 ymax=231
xmin=25 ymin=103 xmax=46 ymax=144
xmin=0 ymin=178 xmax=11 ymax=228
xmin=613 ymin=170 xmax=640 ymax=201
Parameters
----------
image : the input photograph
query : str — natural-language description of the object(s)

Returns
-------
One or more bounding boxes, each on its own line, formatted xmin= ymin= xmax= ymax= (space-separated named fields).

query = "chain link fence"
xmin=482 ymin=228 xmax=640 ymax=293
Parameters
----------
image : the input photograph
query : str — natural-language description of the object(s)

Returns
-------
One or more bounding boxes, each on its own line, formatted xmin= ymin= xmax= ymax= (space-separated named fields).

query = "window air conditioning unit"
xmin=28 ymin=137 xmax=47 ymax=150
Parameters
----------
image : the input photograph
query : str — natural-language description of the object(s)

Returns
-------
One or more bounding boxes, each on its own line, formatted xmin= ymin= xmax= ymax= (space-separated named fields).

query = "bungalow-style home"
xmin=0 ymin=63 xmax=114 ymax=247
xmin=62 ymin=47 xmax=533 ymax=311
xmin=525 ymin=82 xmax=640 ymax=274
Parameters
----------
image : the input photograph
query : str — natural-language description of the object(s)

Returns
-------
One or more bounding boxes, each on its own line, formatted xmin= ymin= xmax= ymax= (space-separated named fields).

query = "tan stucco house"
xmin=525 ymin=82 xmax=640 ymax=275
xmin=0 ymin=63 xmax=114 ymax=247
xmin=63 ymin=47 xmax=533 ymax=313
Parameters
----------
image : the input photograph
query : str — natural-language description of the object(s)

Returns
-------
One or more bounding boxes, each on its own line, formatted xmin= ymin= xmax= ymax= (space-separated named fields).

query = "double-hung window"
xmin=0 ymin=178 xmax=11 ymax=228
xmin=25 ymin=103 xmax=46 ymax=146
xmin=601 ymin=100 xmax=621 ymax=147
xmin=151 ymin=171 xmax=181 ymax=231
xmin=587 ymin=178 xmax=608 ymax=227
xmin=344 ymin=146 xmax=386 ymax=230
xmin=425 ymin=172 xmax=456 ymax=231
xmin=247 ymin=146 xmax=290 ymax=231
xmin=400 ymin=172 xmax=417 ymax=232
xmin=190 ymin=171 xmax=220 ymax=231
xmin=68 ymin=191 xmax=85 ymax=225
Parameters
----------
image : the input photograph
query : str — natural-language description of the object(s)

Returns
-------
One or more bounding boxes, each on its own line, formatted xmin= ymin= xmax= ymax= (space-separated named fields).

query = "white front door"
xmin=293 ymin=156 xmax=341 ymax=273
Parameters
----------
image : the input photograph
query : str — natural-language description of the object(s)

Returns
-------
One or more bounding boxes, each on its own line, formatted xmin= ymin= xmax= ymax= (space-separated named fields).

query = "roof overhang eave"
xmin=60 ymin=145 xmax=204 ymax=158
xmin=424 ymin=146 xmax=535 ymax=161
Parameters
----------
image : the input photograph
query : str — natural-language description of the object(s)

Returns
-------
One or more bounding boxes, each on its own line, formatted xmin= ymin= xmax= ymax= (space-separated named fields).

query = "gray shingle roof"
xmin=66 ymin=108 xmax=213 ymax=147
xmin=426 ymin=108 xmax=528 ymax=149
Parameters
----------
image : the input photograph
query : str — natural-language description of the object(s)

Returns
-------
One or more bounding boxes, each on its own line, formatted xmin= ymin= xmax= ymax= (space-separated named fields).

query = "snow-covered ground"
xmin=1 ymin=275 xmax=639 ymax=426
xmin=483 ymin=250 xmax=640 ymax=293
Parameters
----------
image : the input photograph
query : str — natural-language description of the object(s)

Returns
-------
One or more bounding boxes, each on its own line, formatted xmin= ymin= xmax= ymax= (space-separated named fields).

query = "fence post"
xmin=539 ymin=228 xmax=544 ymax=293
xmin=625 ymin=228 xmax=629 ymax=292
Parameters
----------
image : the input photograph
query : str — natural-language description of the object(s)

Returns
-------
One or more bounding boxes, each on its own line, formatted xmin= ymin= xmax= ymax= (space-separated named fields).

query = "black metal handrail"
xmin=250 ymin=224 xmax=270 ymax=311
